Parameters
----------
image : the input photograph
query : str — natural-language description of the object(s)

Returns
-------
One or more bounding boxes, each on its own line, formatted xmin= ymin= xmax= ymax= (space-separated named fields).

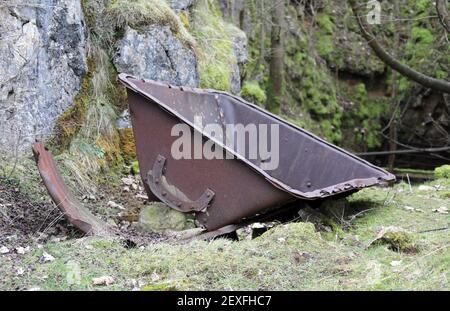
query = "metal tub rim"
xmin=118 ymin=73 xmax=395 ymax=200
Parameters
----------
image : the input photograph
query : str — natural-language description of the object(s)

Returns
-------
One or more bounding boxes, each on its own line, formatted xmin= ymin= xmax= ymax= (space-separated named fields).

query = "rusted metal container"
xmin=118 ymin=73 xmax=395 ymax=231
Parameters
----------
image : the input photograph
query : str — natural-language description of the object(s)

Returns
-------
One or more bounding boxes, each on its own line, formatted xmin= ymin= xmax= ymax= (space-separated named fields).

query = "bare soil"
xmin=0 ymin=178 xmax=82 ymax=249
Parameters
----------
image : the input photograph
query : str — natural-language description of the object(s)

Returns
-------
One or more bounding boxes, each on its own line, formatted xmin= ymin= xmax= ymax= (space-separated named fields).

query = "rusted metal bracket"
xmin=146 ymin=155 xmax=215 ymax=213
xmin=32 ymin=141 xmax=112 ymax=236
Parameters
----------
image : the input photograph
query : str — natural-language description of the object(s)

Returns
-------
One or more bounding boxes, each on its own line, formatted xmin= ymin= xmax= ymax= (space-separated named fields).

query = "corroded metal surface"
xmin=32 ymin=141 xmax=111 ymax=236
xmin=147 ymin=154 xmax=215 ymax=213
xmin=118 ymin=73 xmax=396 ymax=231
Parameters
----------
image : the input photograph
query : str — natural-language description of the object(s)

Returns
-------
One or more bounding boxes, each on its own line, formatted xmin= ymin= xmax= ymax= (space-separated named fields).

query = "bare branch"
xmin=356 ymin=146 xmax=450 ymax=156
xmin=348 ymin=0 xmax=450 ymax=94
xmin=436 ymin=0 xmax=450 ymax=33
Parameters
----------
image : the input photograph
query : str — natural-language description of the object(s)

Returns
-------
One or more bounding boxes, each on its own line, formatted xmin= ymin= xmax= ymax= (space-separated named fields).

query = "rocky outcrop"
xmin=217 ymin=0 xmax=251 ymax=33
xmin=0 ymin=0 xmax=87 ymax=154
xmin=230 ymin=27 xmax=248 ymax=94
xmin=167 ymin=0 xmax=196 ymax=12
xmin=113 ymin=25 xmax=200 ymax=87
xmin=114 ymin=24 xmax=200 ymax=129
xmin=215 ymin=0 xmax=249 ymax=93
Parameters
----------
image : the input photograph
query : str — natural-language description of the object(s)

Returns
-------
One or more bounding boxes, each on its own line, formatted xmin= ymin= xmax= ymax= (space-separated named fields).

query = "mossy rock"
xmin=434 ymin=165 xmax=450 ymax=179
xmin=380 ymin=231 xmax=418 ymax=253
xmin=370 ymin=226 xmax=419 ymax=254
xmin=240 ymin=81 xmax=267 ymax=105
xmin=191 ymin=0 xmax=238 ymax=91
xmin=139 ymin=202 xmax=195 ymax=233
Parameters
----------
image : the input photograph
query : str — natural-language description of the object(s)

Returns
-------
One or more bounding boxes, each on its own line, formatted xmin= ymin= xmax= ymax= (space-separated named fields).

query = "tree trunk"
xmin=266 ymin=0 xmax=285 ymax=113
xmin=250 ymin=0 xmax=267 ymax=80
xmin=388 ymin=0 xmax=401 ymax=171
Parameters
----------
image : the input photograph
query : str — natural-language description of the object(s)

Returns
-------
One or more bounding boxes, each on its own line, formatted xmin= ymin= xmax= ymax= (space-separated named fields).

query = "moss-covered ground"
xmin=1 ymin=176 xmax=448 ymax=291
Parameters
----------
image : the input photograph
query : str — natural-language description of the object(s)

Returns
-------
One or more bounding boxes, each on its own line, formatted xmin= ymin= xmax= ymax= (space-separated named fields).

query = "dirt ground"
xmin=0 ymin=179 xmax=81 ymax=247
xmin=0 ymin=168 xmax=449 ymax=291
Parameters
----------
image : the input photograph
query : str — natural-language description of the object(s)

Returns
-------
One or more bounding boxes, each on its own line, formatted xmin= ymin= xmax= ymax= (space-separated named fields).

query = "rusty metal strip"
xmin=32 ymin=141 xmax=111 ymax=236
xmin=147 ymin=155 xmax=215 ymax=213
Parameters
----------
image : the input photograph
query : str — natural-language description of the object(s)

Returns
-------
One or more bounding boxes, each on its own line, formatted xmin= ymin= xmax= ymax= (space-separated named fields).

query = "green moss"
xmin=266 ymin=83 xmax=282 ymax=114
xmin=315 ymin=34 xmax=334 ymax=58
xmin=240 ymin=0 xmax=269 ymax=82
xmin=435 ymin=165 xmax=450 ymax=179
xmin=316 ymin=13 xmax=335 ymax=34
xmin=374 ymin=230 xmax=419 ymax=254
xmin=339 ymin=82 xmax=389 ymax=150
xmin=411 ymin=27 xmax=434 ymax=45
xmin=435 ymin=70 xmax=448 ymax=80
xmin=313 ymin=10 xmax=336 ymax=59
xmin=119 ymin=128 xmax=137 ymax=163
xmin=396 ymin=0 xmax=448 ymax=96
xmin=191 ymin=0 xmax=238 ymax=91
xmin=240 ymin=81 xmax=267 ymax=105
xmin=283 ymin=24 xmax=343 ymax=143
xmin=53 ymin=57 xmax=96 ymax=151
xmin=414 ymin=0 xmax=431 ymax=12
xmin=179 ymin=10 xmax=190 ymax=30
xmin=131 ymin=161 xmax=140 ymax=175
xmin=107 ymin=0 xmax=194 ymax=46
xmin=397 ymin=76 xmax=410 ymax=93
xmin=139 ymin=203 xmax=195 ymax=233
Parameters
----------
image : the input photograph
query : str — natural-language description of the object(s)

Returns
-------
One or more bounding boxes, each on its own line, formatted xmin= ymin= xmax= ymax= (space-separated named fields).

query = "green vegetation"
xmin=106 ymin=0 xmax=194 ymax=46
xmin=316 ymin=13 xmax=335 ymax=34
xmin=1 ymin=180 xmax=448 ymax=291
xmin=435 ymin=165 xmax=450 ymax=179
xmin=131 ymin=161 xmax=140 ymax=175
xmin=240 ymin=81 xmax=267 ymax=105
xmin=52 ymin=2 xmax=128 ymax=192
xmin=60 ymin=44 xmax=123 ymax=184
xmin=340 ymin=83 xmax=389 ymax=149
xmin=191 ymin=0 xmax=238 ymax=91
xmin=396 ymin=0 xmax=450 ymax=96
xmin=284 ymin=19 xmax=343 ymax=143
xmin=314 ymin=12 xmax=336 ymax=59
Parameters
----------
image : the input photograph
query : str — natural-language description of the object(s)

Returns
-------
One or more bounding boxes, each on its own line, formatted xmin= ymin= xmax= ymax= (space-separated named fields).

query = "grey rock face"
xmin=114 ymin=26 xmax=199 ymax=88
xmin=0 ymin=0 xmax=87 ymax=154
xmin=232 ymin=29 xmax=248 ymax=65
xmin=214 ymin=0 xmax=249 ymax=94
xmin=114 ymin=25 xmax=199 ymax=129
xmin=167 ymin=0 xmax=196 ymax=12
xmin=229 ymin=27 xmax=248 ymax=94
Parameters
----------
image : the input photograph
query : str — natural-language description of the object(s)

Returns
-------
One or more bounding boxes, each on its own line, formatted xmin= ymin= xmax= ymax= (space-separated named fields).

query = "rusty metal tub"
xmin=118 ymin=73 xmax=395 ymax=231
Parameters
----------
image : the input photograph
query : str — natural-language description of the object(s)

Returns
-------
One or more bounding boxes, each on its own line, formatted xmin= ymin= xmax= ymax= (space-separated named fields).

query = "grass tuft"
xmin=106 ymin=0 xmax=195 ymax=47
xmin=240 ymin=81 xmax=267 ymax=105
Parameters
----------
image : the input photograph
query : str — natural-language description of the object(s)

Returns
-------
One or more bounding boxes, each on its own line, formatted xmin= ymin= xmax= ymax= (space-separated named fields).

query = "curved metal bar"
xmin=32 ymin=141 xmax=112 ymax=236
xmin=147 ymin=155 xmax=215 ymax=213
